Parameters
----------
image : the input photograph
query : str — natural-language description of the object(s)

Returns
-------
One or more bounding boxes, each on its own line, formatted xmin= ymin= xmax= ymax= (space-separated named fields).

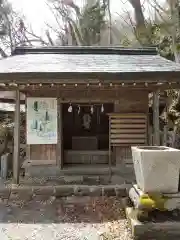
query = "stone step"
xmin=22 ymin=172 xmax=135 ymax=186
xmin=0 ymin=184 xmax=127 ymax=201
xmin=25 ymin=164 xmax=134 ymax=177
xmin=21 ymin=175 xmax=104 ymax=185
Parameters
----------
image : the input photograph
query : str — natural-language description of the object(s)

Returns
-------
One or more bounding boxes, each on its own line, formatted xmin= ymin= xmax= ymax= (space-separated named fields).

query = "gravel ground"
xmin=0 ymin=196 xmax=132 ymax=240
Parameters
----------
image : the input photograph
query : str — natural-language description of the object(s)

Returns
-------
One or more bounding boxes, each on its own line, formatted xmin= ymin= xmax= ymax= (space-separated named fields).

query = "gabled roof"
xmin=0 ymin=46 xmax=180 ymax=82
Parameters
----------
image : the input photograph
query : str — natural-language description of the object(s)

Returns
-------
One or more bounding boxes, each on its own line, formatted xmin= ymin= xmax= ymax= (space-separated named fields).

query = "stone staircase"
xmin=0 ymin=164 xmax=135 ymax=200
xmin=22 ymin=164 xmax=135 ymax=186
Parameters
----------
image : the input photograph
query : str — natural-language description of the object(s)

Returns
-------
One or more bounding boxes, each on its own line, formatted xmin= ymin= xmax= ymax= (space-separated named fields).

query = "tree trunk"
xmin=128 ymin=0 xmax=151 ymax=45
xmin=169 ymin=0 xmax=180 ymax=147
xmin=170 ymin=0 xmax=180 ymax=62
xmin=107 ymin=0 xmax=112 ymax=45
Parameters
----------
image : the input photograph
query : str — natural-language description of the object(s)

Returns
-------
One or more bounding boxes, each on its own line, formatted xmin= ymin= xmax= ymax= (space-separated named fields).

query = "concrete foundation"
xmin=126 ymin=207 xmax=180 ymax=240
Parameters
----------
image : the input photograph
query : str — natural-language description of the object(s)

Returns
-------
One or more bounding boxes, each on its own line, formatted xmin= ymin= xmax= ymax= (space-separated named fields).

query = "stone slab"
xmin=33 ymin=186 xmax=55 ymax=196
xmin=89 ymin=186 xmax=102 ymax=196
xmin=111 ymin=175 xmax=125 ymax=185
xmin=0 ymin=187 xmax=10 ymax=199
xmin=103 ymin=186 xmax=116 ymax=196
xmin=74 ymin=186 xmax=93 ymax=196
xmin=63 ymin=175 xmax=84 ymax=184
xmin=0 ymin=184 xmax=127 ymax=200
xmin=25 ymin=166 xmax=61 ymax=177
xmin=126 ymin=207 xmax=180 ymax=240
xmin=55 ymin=186 xmax=74 ymax=197
xmin=83 ymin=176 xmax=100 ymax=184
xmin=115 ymin=185 xmax=127 ymax=197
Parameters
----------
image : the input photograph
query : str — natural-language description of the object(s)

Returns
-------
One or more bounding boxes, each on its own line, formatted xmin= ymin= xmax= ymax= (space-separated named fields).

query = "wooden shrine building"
xmin=0 ymin=46 xmax=180 ymax=184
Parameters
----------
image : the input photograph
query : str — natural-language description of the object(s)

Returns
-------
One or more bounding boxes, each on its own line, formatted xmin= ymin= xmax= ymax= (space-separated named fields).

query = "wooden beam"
xmin=22 ymin=160 xmax=56 ymax=167
xmin=13 ymin=89 xmax=20 ymax=184
xmin=153 ymin=90 xmax=160 ymax=145
xmin=0 ymin=83 xmax=178 ymax=93
xmin=25 ymin=95 xmax=31 ymax=162
xmin=56 ymin=98 xmax=63 ymax=169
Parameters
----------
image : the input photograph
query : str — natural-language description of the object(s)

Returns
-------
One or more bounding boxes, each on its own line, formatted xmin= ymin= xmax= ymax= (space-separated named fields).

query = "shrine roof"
xmin=0 ymin=46 xmax=180 ymax=82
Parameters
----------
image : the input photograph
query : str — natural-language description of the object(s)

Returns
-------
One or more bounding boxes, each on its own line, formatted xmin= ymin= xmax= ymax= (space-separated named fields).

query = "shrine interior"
xmin=62 ymin=103 xmax=114 ymax=165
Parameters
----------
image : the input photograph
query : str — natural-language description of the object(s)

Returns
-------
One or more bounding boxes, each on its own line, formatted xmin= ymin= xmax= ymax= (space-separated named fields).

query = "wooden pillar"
xmin=113 ymin=100 xmax=124 ymax=166
xmin=25 ymin=95 xmax=30 ymax=161
xmin=57 ymin=98 xmax=63 ymax=169
xmin=153 ymin=90 xmax=160 ymax=145
xmin=163 ymin=125 xmax=168 ymax=146
xmin=114 ymin=100 xmax=120 ymax=112
xmin=13 ymin=89 xmax=20 ymax=184
xmin=148 ymin=124 xmax=153 ymax=146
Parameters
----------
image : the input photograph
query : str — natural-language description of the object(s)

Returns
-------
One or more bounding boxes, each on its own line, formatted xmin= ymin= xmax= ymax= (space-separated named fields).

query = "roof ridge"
xmin=12 ymin=46 xmax=158 ymax=56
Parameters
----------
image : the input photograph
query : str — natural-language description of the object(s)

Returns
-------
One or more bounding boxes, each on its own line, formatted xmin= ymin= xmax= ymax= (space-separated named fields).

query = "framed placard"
xmin=27 ymin=98 xmax=57 ymax=144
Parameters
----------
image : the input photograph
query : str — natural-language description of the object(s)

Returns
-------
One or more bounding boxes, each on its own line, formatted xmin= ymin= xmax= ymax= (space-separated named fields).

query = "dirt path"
xmin=0 ymin=196 xmax=132 ymax=240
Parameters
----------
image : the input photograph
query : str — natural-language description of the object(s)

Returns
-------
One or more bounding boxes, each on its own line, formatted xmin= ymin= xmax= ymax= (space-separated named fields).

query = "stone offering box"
xmin=131 ymin=146 xmax=180 ymax=193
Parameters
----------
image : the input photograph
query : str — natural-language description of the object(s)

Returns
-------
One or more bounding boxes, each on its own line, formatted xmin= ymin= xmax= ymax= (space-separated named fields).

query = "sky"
xmin=8 ymin=0 xmax=132 ymax=35
xmin=9 ymin=0 xmax=56 ymax=36
xmin=8 ymin=0 xmax=165 ymax=37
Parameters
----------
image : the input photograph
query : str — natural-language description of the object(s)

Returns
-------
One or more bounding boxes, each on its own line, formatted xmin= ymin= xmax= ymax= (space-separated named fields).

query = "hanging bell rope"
xmin=101 ymin=104 xmax=104 ymax=113
xmin=67 ymin=103 xmax=106 ymax=114
xmin=68 ymin=103 xmax=72 ymax=112
xmin=78 ymin=105 xmax=81 ymax=114
xmin=90 ymin=105 xmax=94 ymax=114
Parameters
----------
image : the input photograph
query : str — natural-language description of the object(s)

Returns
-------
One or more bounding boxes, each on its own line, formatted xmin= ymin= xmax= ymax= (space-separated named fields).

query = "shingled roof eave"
xmin=0 ymin=71 xmax=179 ymax=83
xmin=12 ymin=46 xmax=158 ymax=56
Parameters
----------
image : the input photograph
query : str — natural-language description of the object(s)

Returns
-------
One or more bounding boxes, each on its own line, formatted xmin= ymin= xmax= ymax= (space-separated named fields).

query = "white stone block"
xmin=131 ymin=146 xmax=180 ymax=193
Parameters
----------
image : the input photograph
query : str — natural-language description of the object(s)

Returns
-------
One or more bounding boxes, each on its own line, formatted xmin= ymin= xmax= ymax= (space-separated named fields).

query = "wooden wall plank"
xmin=27 ymin=89 xmax=148 ymax=113
xmin=111 ymin=124 xmax=146 ymax=129
xmin=113 ymin=143 xmax=145 ymax=146
xmin=110 ymin=134 xmax=146 ymax=139
xmin=111 ymin=119 xmax=146 ymax=124
xmin=109 ymin=113 xmax=147 ymax=146
xmin=109 ymin=114 xmax=147 ymax=118
xmin=30 ymin=144 xmax=57 ymax=161
xmin=111 ymin=139 xmax=146 ymax=144
xmin=110 ymin=129 xmax=146 ymax=134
